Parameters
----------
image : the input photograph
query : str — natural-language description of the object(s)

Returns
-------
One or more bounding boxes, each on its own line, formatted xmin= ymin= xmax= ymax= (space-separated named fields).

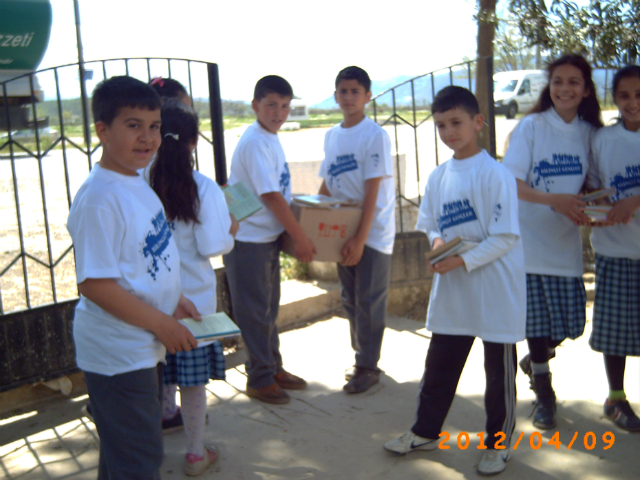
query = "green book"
xmin=222 ymin=181 xmax=263 ymax=222
xmin=179 ymin=312 xmax=241 ymax=342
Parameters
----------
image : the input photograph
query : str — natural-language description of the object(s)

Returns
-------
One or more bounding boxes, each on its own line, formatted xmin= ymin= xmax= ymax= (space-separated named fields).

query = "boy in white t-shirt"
xmin=66 ymin=76 xmax=199 ymax=479
xmin=223 ymin=76 xmax=314 ymax=405
xmin=383 ymin=86 xmax=526 ymax=476
xmin=318 ymin=66 xmax=395 ymax=394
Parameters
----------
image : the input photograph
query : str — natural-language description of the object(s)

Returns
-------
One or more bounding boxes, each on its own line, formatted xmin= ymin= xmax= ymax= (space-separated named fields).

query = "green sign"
xmin=0 ymin=0 xmax=52 ymax=71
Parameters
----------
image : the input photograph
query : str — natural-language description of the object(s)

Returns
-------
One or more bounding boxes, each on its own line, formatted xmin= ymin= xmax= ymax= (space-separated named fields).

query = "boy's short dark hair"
xmin=335 ymin=66 xmax=371 ymax=92
xmin=254 ymin=75 xmax=293 ymax=101
xmin=431 ymin=86 xmax=480 ymax=117
xmin=92 ymin=76 xmax=162 ymax=125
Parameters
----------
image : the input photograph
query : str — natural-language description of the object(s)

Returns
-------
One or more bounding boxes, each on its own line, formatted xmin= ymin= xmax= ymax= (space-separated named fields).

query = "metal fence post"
xmin=207 ymin=63 xmax=227 ymax=186
xmin=486 ymin=56 xmax=496 ymax=159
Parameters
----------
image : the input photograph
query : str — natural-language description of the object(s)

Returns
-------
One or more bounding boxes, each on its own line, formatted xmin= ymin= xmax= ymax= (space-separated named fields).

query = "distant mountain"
xmin=311 ymin=68 xmax=617 ymax=110
xmin=311 ymin=75 xmax=414 ymax=109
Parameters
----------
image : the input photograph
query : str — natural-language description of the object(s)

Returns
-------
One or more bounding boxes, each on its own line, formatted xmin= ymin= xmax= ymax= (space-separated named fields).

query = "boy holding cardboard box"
xmin=318 ymin=66 xmax=395 ymax=393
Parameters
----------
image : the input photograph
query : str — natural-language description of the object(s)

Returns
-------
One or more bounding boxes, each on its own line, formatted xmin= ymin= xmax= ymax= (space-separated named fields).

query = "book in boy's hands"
xmin=582 ymin=187 xmax=616 ymax=203
xmin=424 ymin=236 xmax=479 ymax=265
xmin=222 ymin=181 xmax=262 ymax=222
xmin=179 ymin=312 xmax=241 ymax=342
xmin=584 ymin=205 xmax=612 ymax=221
xmin=294 ymin=194 xmax=358 ymax=208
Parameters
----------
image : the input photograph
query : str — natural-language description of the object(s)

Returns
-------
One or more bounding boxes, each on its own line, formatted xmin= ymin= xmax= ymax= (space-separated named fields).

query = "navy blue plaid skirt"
xmin=590 ymin=254 xmax=640 ymax=356
xmin=526 ymin=274 xmax=586 ymax=340
xmin=164 ymin=340 xmax=226 ymax=387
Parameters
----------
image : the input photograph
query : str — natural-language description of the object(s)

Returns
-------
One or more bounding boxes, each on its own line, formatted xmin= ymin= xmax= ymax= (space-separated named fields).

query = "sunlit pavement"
xmin=1 ymin=305 xmax=638 ymax=479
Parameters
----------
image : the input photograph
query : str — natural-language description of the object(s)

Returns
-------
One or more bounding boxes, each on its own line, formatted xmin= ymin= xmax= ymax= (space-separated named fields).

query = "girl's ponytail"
xmin=150 ymin=101 xmax=200 ymax=223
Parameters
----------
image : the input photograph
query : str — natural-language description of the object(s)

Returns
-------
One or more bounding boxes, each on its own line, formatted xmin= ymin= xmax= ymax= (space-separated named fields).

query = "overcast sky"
xmin=39 ymin=0 xmax=480 ymax=104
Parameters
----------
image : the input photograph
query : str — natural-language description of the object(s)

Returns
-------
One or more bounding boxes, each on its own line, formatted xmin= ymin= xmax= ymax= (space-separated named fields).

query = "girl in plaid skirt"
xmin=148 ymin=101 xmax=239 ymax=475
xmin=502 ymin=54 xmax=603 ymax=430
xmin=586 ymin=65 xmax=640 ymax=432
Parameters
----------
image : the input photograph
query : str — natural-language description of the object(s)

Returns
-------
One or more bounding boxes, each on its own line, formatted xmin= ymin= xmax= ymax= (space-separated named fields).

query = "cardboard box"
xmin=282 ymin=200 xmax=363 ymax=263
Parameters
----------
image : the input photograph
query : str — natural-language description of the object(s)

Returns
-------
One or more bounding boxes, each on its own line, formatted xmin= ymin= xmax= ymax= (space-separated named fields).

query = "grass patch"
xmin=280 ymin=252 xmax=308 ymax=281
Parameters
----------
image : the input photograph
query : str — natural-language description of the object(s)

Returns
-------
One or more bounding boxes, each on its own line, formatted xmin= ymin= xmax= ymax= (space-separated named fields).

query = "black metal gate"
xmin=0 ymin=58 xmax=226 ymax=391
xmin=370 ymin=58 xmax=496 ymax=234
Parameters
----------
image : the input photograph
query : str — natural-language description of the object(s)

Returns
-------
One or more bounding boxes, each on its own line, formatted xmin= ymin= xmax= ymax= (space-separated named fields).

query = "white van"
xmin=493 ymin=70 xmax=546 ymax=119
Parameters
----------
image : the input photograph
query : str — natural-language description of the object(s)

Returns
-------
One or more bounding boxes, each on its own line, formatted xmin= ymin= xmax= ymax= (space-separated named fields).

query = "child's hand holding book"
xmin=429 ymin=255 xmax=465 ymax=275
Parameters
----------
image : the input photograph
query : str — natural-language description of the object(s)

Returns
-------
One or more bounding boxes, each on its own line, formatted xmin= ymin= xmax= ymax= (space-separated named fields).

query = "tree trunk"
xmin=475 ymin=0 xmax=497 ymax=154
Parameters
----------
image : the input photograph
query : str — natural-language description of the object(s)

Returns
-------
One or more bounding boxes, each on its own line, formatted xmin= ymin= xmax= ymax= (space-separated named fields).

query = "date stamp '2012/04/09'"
xmin=437 ymin=431 xmax=615 ymax=450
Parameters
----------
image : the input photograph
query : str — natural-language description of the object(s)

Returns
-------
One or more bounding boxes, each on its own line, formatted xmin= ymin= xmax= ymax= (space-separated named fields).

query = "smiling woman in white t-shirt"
xmin=586 ymin=65 xmax=640 ymax=432
xmin=502 ymin=54 xmax=603 ymax=431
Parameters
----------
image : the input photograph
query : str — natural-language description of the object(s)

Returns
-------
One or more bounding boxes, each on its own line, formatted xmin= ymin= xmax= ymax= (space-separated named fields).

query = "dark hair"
xmin=149 ymin=101 xmax=200 ymax=224
xmin=335 ymin=66 xmax=371 ymax=92
xmin=92 ymin=76 xmax=161 ymax=125
xmin=149 ymin=77 xmax=189 ymax=103
xmin=254 ymin=75 xmax=293 ymax=101
xmin=528 ymin=54 xmax=603 ymax=129
xmin=431 ymin=85 xmax=480 ymax=116
xmin=612 ymin=65 xmax=640 ymax=97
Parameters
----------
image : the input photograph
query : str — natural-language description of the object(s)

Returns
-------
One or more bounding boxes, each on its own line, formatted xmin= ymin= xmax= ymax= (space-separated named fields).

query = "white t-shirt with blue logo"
xmin=67 ymin=164 xmax=182 ymax=376
xmin=228 ymin=121 xmax=291 ymax=243
xmin=319 ymin=116 xmax=395 ymax=254
xmin=416 ymin=150 xmax=526 ymax=343
xmin=502 ymin=108 xmax=592 ymax=277
xmin=588 ymin=122 xmax=640 ymax=259
xmin=164 ymin=170 xmax=234 ymax=315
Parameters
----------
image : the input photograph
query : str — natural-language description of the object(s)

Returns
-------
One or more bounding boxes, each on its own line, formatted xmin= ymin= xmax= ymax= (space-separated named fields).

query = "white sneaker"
xmin=383 ymin=431 xmax=439 ymax=454
xmin=477 ymin=449 xmax=509 ymax=476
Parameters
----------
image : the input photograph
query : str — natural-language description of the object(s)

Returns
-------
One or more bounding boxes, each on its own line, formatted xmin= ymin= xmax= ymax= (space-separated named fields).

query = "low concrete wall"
xmin=306 ymin=231 xmax=434 ymax=318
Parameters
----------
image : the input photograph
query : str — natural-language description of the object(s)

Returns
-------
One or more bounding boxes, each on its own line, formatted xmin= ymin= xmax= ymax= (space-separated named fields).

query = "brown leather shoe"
xmin=246 ymin=383 xmax=291 ymax=404
xmin=273 ymin=370 xmax=307 ymax=390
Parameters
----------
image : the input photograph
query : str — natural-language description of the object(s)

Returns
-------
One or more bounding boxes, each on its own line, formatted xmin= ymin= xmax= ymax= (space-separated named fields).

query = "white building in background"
xmin=281 ymin=97 xmax=308 ymax=131
xmin=288 ymin=97 xmax=308 ymax=121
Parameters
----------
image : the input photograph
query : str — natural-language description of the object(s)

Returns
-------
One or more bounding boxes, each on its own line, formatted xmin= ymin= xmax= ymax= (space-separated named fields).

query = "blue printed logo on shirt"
xmin=327 ymin=154 xmax=358 ymax=188
xmin=493 ymin=203 xmax=503 ymax=223
xmin=142 ymin=210 xmax=173 ymax=280
xmin=532 ymin=153 xmax=583 ymax=191
xmin=610 ymin=165 xmax=640 ymax=201
xmin=438 ymin=199 xmax=478 ymax=232
xmin=280 ymin=163 xmax=291 ymax=196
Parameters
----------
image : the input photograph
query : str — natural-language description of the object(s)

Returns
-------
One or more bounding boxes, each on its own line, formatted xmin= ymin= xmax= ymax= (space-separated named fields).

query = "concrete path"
xmin=1 ymin=309 xmax=638 ymax=479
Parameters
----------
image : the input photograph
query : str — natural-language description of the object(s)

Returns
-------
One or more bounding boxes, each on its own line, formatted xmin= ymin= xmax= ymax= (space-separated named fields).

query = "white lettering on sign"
xmin=0 ymin=33 xmax=35 ymax=48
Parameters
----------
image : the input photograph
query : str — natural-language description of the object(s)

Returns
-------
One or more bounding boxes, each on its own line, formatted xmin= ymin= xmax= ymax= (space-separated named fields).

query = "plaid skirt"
xmin=163 ymin=340 xmax=226 ymax=387
xmin=590 ymin=254 xmax=640 ymax=356
xmin=526 ymin=274 xmax=587 ymax=341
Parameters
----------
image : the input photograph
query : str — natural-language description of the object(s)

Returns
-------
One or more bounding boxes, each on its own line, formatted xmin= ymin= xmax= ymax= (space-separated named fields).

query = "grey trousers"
xmin=84 ymin=365 xmax=164 ymax=480
xmin=337 ymin=245 xmax=392 ymax=370
xmin=224 ymin=239 xmax=283 ymax=389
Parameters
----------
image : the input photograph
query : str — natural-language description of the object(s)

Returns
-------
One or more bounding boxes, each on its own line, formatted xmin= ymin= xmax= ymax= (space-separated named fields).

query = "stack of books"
xmin=584 ymin=205 xmax=612 ymax=221
xmin=179 ymin=312 xmax=241 ymax=343
xmin=424 ymin=236 xmax=478 ymax=265
xmin=582 ymin=187 xmax=616 ymax=203
xmin=294 ymin=194 xmax=358 ymax=208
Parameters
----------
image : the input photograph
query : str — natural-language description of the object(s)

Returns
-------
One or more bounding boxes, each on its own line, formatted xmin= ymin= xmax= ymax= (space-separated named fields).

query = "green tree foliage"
xmin=507 ymin=0 xmax=640 ymax=67
xmin=494 ymin=22 xmax=537 ymax=71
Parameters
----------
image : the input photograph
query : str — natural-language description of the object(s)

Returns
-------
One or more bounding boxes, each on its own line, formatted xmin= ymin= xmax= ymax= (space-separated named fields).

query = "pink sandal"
xmin=183 ymin=444 xmax=219 ymax=476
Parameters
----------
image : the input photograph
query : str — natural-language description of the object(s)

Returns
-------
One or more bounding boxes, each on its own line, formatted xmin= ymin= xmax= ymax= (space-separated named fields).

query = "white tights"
xmin=162 ymin=384 xmax=208 ymax=457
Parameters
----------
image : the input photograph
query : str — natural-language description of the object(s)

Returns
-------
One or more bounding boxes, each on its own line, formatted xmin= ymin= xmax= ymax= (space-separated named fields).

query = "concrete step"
xmin=225 ymin=278 xmax=341 ymax=369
